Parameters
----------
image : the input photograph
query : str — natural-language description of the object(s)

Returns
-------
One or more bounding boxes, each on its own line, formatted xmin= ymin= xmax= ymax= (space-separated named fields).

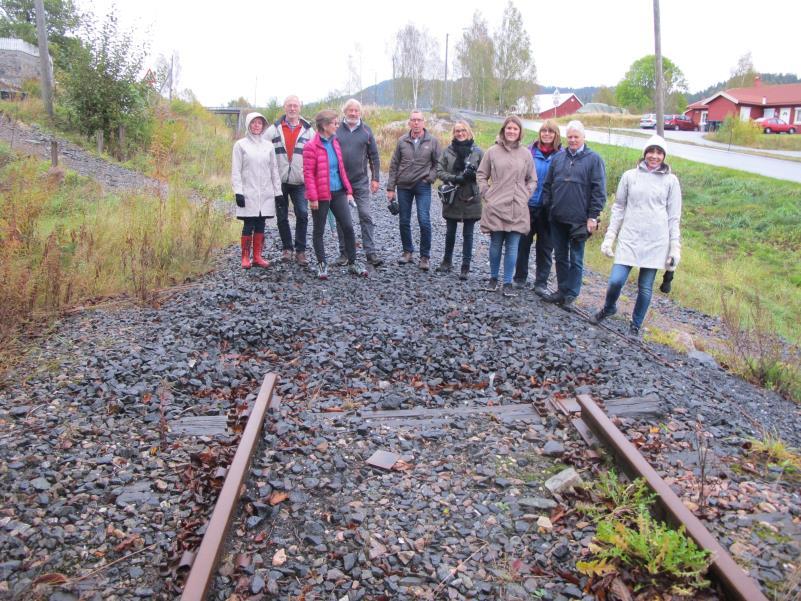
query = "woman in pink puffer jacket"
xmin=302 ymin=110 xmax=367 ymax=280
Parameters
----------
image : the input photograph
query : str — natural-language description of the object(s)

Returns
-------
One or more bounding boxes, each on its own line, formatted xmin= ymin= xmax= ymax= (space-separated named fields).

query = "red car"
xmin=754 ymin=117 xmax=796 ymax=134
xmin=664 ymin=114 xmax=699 ymax=131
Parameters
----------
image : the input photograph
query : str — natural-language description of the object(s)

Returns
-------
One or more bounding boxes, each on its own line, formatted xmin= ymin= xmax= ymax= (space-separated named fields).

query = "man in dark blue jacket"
xmin=541 ymin=120 xmax=606 ymax=311
xmin=335 ymin=99 xmax=383 ymax=266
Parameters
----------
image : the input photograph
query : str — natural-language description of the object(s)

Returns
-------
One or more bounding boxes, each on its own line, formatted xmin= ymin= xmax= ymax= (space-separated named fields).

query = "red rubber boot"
xmin=252 ymin=233 xmax=271 ymax=268
xmin=241 ymin=236 xmax=252 ymax=269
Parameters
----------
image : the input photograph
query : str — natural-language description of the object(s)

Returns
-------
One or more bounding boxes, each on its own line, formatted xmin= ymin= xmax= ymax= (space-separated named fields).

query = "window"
xmin=794 ymin=108 xmax=801 ymax=125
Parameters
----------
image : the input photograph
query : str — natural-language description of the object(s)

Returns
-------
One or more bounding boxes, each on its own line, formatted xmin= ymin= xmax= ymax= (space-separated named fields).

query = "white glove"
xmin=666 ymin=241 xmax=681 ymax=270
xmin=600 ymin=235 xmax=615 ymax=258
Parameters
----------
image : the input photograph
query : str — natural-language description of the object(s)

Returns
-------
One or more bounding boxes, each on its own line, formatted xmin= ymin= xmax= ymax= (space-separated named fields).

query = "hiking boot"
xmin=317 ymin=262 xmax=329 ymax=280
xmin=398 ymin=251 xmax=413 ymax=264
xmin=502 ymin=283 xmax=517 ymax=297
xmin=435 ymin=260 xmax=452 ymax=273
xmin=348 ymin=261 xmax=368 ymax=277
xmin=419 ymin=257 xmax=430 ymax=271
xmin=459 ymin=265 xmax=470 ymax=281
xmin=335 ymin=253 xmax=349 ymax=266
xmin=366 ymin=253 xmax=384 ymax=267
xmin=628 ymin=323 xmax=641 ymax=338
xmin=533 ymin=284 xmax=548 ymax=297
xmin=560 ymin=296 xmax=577 ymax=312
xmin=484 ymin=278 xmax=499 ymax=292
xmin=589 ymin=307 xmax=615 ymax=324
xmin=281 ymin=249 xmax=293 ymax=262
xmin=295 ymin=251 xmax=308 ymax=267
xmin=542 ymin=291 xmax=564 ymax=304
xmin=512 ymin=279 xmax=526 ymax=290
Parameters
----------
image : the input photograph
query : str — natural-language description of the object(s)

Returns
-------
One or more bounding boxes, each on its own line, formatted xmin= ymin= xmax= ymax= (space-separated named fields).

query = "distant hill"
xmin=687 ymin=73 xmax=800 ymax=103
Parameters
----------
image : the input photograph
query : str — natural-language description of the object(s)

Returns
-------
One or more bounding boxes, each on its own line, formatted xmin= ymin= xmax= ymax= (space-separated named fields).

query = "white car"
xmin=640 ymin=114 xmax=657 ymax=129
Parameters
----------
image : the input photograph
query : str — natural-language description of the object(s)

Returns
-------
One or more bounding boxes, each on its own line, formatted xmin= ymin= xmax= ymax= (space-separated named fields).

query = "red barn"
xmin=513 ymin=90 xmax=583 ymax=118
xmin=684 ymin=77 xmax=801 ymax=131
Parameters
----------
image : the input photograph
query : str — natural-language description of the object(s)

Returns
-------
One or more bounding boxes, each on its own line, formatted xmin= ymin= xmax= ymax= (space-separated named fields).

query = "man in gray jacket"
xmin=387 ymin=110 xmax=440 ymax=270
xmin=265 ymin=95 xmax=315 ymax=266
xmin=334 ymin=99 xmax=383 ymax=266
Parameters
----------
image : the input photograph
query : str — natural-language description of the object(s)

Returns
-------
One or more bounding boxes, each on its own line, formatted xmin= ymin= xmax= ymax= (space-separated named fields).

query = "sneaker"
xmin=348 ymin=261 xmax=368 ymax=277
xmin=366 ymin=253 xmax=383 ymax=267
xmin=295 ymin=251 xmax=308 ymax=267
xmin=512 ymin=279 xmax=526 ymax=290
xmin=484 ymin=278 xmax=499 ymax=292
xmin=419 ymin=257 xmax=430 ymax=271
xmin=628 ymin=323 xmax=641 ymax=338
xmin=435 ymin=261 xmax=452 ymax=273
xmin=335 ymin=253 xmax=349 ymax=266
xmin=560 ymin=296 xmax=577 ymax=312
xmin=542 ymin=291 xmax=564 ymax=304
xmin=459 ymin=265 xmax=470 ymax=281
xmin=281 ymin=249 xmax=293 ymax=262
xmin=398 ymin=251 xmax=413 ymax=264
xmin=317 ymin=262 xmax=328 ymax=280
xmin=502 ymin=283 xmax=517 ymax=297
xmin=533 ymin=284 xmax=548 ymax=297
xmin=589 ymin=307 xmax=615 ymax=324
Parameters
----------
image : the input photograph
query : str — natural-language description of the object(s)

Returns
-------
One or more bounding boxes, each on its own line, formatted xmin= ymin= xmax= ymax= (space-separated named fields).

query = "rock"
xmin=542 ymin=440 xmax=565 ymax=456
xmin=544 ymin=468 xmax=583 ymax=495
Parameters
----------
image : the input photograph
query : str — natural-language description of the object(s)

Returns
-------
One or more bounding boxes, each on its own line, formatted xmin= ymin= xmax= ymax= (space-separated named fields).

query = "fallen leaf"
xmin=392 ymin=460 xmax=414 ymax=471
xmin=268 ymin=491 xmax=288 ymax=506
xmin=33 ymin=573 xmax=69 ymax=585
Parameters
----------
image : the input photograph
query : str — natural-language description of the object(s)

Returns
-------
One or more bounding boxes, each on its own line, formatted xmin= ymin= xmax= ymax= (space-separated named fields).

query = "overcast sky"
xmin=85 ymin=0 xmax=796 ymax=107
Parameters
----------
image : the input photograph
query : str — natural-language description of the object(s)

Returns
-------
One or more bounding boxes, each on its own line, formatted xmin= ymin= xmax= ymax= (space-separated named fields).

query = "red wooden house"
xmin=513 ymin=90 xmax=583 ymax=118
xmin=684 ymin=77 xmax=801 ymax=130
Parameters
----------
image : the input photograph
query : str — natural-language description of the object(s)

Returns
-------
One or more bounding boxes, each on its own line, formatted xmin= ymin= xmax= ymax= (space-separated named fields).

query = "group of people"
xmin=232 ymin=98 xmax=682 ymax=335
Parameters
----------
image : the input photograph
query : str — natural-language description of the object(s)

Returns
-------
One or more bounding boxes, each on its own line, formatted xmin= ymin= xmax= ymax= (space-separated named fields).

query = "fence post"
xmin=50 ymin=139 xmax=58 ymax=167
xmin=96 ymin=130 xmax=104 ymax=154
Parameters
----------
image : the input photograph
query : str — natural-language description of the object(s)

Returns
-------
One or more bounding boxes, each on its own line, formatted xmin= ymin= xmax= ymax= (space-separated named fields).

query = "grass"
xmin=707 ymin=116 xmax=801 ymax=151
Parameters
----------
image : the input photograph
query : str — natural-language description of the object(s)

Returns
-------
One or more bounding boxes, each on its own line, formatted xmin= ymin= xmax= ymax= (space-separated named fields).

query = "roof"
xmin=0 ymin=37 xmax=40 ymax=57
xmin=577 ymin=102 xmax=625 ymax=114
xmin=530 ymin=90 xmax=582 ymax=112
xmin=705 ymin=83 xmax=801 ymax=107
xmin=685 ymin=100 xmax=708 ymax=110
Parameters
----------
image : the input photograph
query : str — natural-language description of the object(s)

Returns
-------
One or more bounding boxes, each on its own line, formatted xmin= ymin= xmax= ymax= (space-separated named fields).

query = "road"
xmin=459 ymin=111 xmax=801 ymax=184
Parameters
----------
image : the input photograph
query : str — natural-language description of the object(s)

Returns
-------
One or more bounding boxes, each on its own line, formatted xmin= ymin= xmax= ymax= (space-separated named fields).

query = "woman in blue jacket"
xmin=513 ymin=120 xmax=561 ymax=296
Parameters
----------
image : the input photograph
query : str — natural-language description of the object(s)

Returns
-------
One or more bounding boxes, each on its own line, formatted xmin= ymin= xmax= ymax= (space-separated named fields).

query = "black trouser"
xmin=311 ymin=189 xmax=356 ymax=265
xmin=240 ymin=216 xmax=266 ymax=236
xmin=514 ymin=205 xmax=552 ymax=286
xmin=443 ymin=218 xmax=477 ymax=267
xmin=276 ymin=183 xmax=308 ymax=252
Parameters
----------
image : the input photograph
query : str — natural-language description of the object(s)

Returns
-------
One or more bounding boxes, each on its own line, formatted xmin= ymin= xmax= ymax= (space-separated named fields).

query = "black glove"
xmin=452 ymin=174 xmax=465 ymax=185
xmin=462 ymin=170 xmax=476 ymax=182
xmin=235 ymin=193 xmax=245 ymax=208
xmin=388 ymin=199 xmax=400 ymax=215
xmin=660 ymin=270 xmax=674 ymax=294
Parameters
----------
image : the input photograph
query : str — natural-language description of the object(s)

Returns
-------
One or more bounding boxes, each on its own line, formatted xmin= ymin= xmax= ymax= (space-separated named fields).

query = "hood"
xmin=643 ymin=134 xmax=667 ymax=157
xmin=245 ymin=112 xmax=267 ymax=141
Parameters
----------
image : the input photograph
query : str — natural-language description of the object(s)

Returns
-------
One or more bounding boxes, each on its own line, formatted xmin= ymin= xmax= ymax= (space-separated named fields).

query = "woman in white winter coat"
xmin=232 ymin=112 xmax=282 ymax=269
xmin=590 ymin=135 xmax=682 ymax=336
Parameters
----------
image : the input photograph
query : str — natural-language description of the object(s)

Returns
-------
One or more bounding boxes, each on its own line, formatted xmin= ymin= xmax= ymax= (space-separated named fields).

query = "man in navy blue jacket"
xmin=540 ymin=120 xmax=606 ymax=311
xmin=334 ymin=99 xmax=383 ymax=266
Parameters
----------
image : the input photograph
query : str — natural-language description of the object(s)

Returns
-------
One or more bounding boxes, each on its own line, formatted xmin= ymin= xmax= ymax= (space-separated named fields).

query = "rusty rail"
xmin=181 ymin=372 xmax=279 ymax=601
xmin=576 ymin=393 xmax=768 ymax=601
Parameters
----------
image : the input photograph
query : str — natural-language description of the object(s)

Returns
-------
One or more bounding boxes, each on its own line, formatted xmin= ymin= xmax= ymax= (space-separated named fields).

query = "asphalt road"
xmin=459 ymin=111 xmax=801 ymax=184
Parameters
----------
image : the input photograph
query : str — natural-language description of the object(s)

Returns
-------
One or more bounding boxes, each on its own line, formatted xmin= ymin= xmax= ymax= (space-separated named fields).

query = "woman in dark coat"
xmin=435 ymin=121 xmax=484 ymax=280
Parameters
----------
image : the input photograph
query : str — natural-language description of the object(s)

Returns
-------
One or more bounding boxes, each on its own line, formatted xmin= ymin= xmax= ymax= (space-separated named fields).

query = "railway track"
xmin=178 ymin=363 xmax=770 ymax=600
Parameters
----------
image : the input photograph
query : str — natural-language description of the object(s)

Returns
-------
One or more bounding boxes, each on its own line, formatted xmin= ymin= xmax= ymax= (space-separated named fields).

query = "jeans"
xmin=397 ymin=182 xmax=432 ymax=257
xmin=337 ymin=180 xmax=376 ymax=256
xmin=443 ymin=218 xmax=477 ymax=267
xmin=240 ymin=216 xmax=266 ymax=236
xmin=604 ymin=264 xmax=657 ymax=329
xmin=514 ymin=205 xmax=552 ymax=287
xmin=276 ymin=183 xmax=309 ymax=252
xmin=311 ymin=189 xmax=355 ymax=265
xmin=550 ymin=220 xmax=586 ymax=298
xmin=489 ymin=231 xmax=522 ymax=284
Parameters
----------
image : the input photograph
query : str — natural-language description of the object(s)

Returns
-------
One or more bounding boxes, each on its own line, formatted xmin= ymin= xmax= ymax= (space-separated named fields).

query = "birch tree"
xmin=493 ymin=1 xmax=536 ymax=113
xmin=456 ymin=11 xmax=495 ymax=112
xmin=392 ymin=23 xmax=436 ymax=108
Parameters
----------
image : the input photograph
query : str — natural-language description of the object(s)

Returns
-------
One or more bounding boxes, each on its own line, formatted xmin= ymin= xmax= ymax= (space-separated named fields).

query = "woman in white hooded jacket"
xmin=590 ymin=135 xmax=682 ymax=336
xmin=232 ymin=112 xmax=282 ymax=269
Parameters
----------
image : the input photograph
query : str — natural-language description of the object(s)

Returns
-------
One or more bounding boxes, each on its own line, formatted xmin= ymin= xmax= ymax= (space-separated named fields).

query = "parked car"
xmin=754 ymin=117 xmax=796 ymax=134
xmin=663 ymin=114 xmax=699 ymax=131
xmin=640 ymin=114 xmax=657 ymax=129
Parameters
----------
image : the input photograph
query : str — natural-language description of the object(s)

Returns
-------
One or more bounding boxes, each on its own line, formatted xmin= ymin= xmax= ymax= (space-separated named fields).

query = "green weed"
xmin=577 ymin=469 xmax=656 ymax=522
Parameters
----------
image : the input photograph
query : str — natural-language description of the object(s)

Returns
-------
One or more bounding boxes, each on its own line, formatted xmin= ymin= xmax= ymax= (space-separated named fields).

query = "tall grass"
xmin=708 ymin=116 xmax=801 ymax=150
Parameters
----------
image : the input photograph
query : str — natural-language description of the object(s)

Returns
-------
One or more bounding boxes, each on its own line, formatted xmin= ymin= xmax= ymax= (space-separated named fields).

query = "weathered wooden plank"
xmin=170 ymin=415 xmax=228 ymax=436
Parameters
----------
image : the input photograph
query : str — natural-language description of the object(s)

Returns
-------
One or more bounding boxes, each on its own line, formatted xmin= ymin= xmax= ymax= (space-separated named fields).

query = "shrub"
xmin=710 ymin=116 xmax=762 ymax=146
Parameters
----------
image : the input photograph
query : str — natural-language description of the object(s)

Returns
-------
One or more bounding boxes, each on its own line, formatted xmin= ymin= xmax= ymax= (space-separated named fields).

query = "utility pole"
xmin=653 ymin=0 xmax=664 ymax=137
xmin=443 ymin=33 xmax=449 ymax=109
xmin=34 ymin=0 xmax=53 ymax=118
xmin=168 ymin=53 xmax=174 ymax=101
